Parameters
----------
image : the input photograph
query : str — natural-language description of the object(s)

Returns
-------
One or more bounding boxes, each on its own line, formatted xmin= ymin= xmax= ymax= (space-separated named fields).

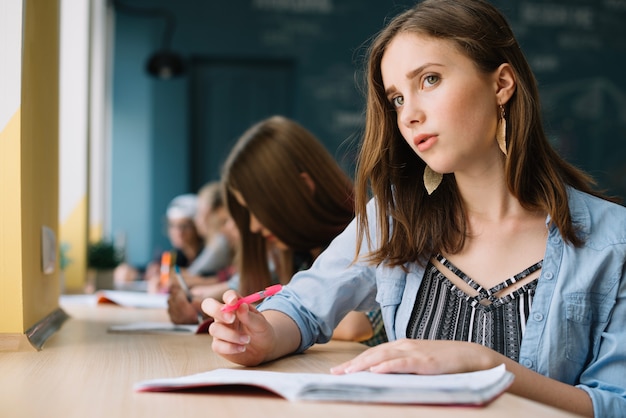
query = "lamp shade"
xmin=146 ymin=49 xmax=185 ymax=79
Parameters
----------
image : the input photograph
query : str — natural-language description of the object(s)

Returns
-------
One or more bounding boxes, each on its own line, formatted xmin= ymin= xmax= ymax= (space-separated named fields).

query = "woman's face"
xmin=167 ymin=217 xmax=199 ymax=249
xmin=195 ymin=202 xmax=229 ymax=240
xmin=194 ymin=201 xmax=210 ymax=238
xmin=220 ymin=216 xmax=240 ymax=247
xmin=380 ymin=33 xmax=502 ymax=177
xmin=231 ymin=190 xmax=289 ymax=250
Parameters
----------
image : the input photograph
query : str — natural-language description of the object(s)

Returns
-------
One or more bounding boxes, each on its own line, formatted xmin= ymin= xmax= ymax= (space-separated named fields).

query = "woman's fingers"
xmin=331 ymin=340 xmax=494 ymax=376
xmin=201 ymin=292 xmax=238 ymax=324
xmin=330 ymin=343 xmax=394 ymax=374
xmin=204 ymin=299 xmax=274 ymax=366
xmin=167 ymin=287 xmax=197 ymax=324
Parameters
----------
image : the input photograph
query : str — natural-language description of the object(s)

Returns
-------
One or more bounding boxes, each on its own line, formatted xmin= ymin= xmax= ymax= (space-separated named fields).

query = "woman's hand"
xmin=167 ymin=285 xmax=200 ymax=324
xmin=202 ymin=289 xmax=302 ymax=366
xmin=330 ymin=339 xmax=498 ymax=375
xmin=330 ymin=339 xmax=593 ymax=416
xmin=202 ymin=290 xmax=278 ymax=366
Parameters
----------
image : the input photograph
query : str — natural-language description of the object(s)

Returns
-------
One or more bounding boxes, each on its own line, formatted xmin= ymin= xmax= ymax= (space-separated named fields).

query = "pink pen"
xmin=221 ymin=284 xmax=283 ymax=313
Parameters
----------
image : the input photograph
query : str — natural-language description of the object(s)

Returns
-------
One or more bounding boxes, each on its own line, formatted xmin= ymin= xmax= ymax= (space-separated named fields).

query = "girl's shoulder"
xmin=568 ymin=188 xmax=626 ymax=244
xmin=569 ymin=188 xmax=626 ymax=216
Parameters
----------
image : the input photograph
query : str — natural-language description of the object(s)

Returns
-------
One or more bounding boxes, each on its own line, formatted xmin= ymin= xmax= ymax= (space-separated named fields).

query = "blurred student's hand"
xmin=113 ymin=263 xmax=139 ymax=284
xmin=167 ymin=285 xmax=200 ymax=324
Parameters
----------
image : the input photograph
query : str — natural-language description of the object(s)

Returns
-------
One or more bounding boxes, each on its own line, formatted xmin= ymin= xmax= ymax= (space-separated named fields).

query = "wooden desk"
xmin=0 ymin=299 xmax=581 ymax=418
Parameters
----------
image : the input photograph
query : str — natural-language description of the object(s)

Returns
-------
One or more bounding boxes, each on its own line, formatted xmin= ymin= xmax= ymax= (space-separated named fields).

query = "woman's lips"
xmin=414 ymin=134 xmax=437 ymax=152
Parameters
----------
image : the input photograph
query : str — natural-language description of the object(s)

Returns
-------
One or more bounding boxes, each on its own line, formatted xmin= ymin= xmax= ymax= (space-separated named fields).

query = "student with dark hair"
xmin=173 ymin=115 xmax=386 ymax=345
xmin=202 ymin=1 xmax=626 ymax=416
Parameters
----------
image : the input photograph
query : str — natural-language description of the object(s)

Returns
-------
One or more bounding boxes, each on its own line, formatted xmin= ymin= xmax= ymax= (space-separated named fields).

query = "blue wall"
xmin=111 ymin=0 xmax=413 ymax=266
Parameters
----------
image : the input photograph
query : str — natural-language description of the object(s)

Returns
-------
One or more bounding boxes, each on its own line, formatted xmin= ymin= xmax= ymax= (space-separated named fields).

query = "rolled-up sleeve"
xmin=259 ymin=199 xmax=379 ymax=352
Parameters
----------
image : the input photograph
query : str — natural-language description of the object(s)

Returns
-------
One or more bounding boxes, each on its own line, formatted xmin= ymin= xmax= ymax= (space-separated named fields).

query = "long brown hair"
xmin=355 ymin=0 xmax=610 ymax=267
xmin=222 ymin=115 xmax=355 ymax=294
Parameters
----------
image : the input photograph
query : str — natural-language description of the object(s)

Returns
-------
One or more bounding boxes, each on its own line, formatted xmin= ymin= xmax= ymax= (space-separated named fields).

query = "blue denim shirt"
xmin=259 ymin=187 xmax=626 ymax=416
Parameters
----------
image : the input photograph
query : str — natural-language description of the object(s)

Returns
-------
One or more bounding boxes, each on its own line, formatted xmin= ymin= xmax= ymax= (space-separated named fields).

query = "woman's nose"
xmin=399 ymin=97 xmax=424 ymax=128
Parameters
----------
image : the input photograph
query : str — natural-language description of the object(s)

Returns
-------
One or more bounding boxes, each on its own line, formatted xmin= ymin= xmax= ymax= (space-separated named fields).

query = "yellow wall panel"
xmin=19 ymin=0 xmax=61 ymax=330
xmin=0 ymin=0 xmax=61 ymax=336
xmin=0 ymin=110 xmax=24 ymax=332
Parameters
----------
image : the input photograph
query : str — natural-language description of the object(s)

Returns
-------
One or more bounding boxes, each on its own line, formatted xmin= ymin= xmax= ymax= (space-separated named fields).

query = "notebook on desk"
xmin=107 ymin=317 xmax=213 ymax=335
xmin=134 ymin=364 xmax=514 ymax=406
xmin=96 ymin=290 xmax=168 ymax=309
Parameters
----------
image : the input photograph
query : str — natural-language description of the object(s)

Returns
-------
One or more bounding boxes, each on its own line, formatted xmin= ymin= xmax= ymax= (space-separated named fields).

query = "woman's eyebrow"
xmin=384 ymin=63 xmax=440 ymax=96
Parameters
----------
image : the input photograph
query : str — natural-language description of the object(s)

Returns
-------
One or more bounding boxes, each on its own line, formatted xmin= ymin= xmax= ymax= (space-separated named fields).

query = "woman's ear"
xmin=300 ymin=172 xmax=316 ymax=195
xmin=495 ymin=63 xmax=516 ymax=105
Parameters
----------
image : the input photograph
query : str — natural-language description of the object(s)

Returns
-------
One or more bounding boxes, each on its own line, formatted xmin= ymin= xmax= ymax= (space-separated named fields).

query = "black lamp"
xmin=115 ymin=1 xmax=185 ymax=80
xmin=146 ymin=49 xmax=184 ymax=79
xmin=144 ymin=8 xmax=185 ymax=79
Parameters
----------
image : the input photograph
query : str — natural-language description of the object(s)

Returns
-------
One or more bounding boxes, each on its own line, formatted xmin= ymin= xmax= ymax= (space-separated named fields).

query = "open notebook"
xmin=96 ymin=290 xmax=168 ymax=309
xmin=107 ymin=317 xmax=213 ymax=335
xmin=135 ymin=364 xmax=514 ymax=406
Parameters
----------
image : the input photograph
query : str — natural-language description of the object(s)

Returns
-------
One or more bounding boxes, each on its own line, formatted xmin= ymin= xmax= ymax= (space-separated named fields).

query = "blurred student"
xmin=114 ymin=194 xmax=204 ymax=293
xmin=167 ymin=183 xmax=239 ymax=324
xmin=168 ymin=214 xmax=240 ymax=324
xmin=183 ymin=181 xmax=235 ymax=286
xmin=170 ymin=115 xmax=386 ymax=346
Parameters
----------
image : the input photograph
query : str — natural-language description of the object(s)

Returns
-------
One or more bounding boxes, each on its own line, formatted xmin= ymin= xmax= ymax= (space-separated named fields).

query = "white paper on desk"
xmin=134 ymin=364 xmax=514 ymax=406
xmin=96 ymin=290 xmax=168 ymax=309
xmin=108 ymin=322 xmax=198 ymax=334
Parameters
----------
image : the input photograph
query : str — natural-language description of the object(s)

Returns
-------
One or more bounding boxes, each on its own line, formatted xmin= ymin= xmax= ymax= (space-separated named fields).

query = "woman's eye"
xmin=423 ymin=75 xmax=439 ymax=87
xmin=391 ymin=96 xmax=404 ymax=107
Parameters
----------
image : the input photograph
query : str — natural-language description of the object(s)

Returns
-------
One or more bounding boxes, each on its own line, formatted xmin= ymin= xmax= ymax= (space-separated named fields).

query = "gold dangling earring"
xmin=496 ymin=104 xmax=507 ymax=156
xmin=423 ymin=165 xmax=443 ymax=195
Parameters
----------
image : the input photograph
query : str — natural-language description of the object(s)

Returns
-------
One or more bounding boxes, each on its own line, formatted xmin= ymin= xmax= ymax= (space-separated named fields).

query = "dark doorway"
xmin=189 ymin=57 xmax=295 ymax=190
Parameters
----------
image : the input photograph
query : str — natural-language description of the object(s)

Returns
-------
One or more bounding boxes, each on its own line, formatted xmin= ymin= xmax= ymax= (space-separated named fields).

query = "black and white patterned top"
xmin=406 ymin=254 xmax=542 ymax=361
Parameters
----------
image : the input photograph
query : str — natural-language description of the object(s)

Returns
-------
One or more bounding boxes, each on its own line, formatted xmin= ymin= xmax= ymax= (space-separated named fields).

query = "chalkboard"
xmin=491 ymin=0 xmax=626 ymax=200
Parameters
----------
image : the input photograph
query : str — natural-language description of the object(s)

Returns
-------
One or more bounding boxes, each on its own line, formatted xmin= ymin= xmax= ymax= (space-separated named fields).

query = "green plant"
xmin=87 ymin=240 xmax=123 ymax=270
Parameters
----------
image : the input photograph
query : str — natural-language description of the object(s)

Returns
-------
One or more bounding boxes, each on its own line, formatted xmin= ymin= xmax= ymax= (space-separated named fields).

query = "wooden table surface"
xmin=0 ymin=296 xmax=582 ymax=418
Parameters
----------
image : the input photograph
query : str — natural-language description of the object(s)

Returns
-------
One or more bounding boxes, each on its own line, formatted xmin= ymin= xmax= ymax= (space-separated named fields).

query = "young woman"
xmin=168 ymin=211 xmax=240 ymax=324
xmin=167 ymin=182 xmax=238 ymax=323
xmin=114 ymin=193 xmax=204 ymax=292
xmin=173 ymin=115 xmax=386 ymax=345
xmin=202 ymin=1 xmax=626 ymax=416
xmin=184 ymin=181 xmax=234 ymax=284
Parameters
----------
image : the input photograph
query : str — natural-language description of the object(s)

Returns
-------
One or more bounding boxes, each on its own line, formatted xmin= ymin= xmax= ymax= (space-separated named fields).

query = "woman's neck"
xmin=453 ymin=157 xmax=522 ymax=222
xmin=454 ymin=168 xmax=545 ymax=235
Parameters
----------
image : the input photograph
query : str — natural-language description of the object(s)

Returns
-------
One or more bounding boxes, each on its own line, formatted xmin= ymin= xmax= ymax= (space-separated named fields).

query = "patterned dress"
xmin=406 ymin=254 xmax=542 ymax=361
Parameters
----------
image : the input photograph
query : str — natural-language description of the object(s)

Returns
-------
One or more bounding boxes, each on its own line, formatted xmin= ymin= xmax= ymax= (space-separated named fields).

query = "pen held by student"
xmin=174 ymin=265 xmax=191 ymax=301
xmin=221 ymin=284 xmax=283 ymax=313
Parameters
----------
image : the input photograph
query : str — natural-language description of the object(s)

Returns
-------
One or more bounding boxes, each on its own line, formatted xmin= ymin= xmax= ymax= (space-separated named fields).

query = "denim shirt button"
xmin=533 ymin=313 xmax=544 ymax=321
xmin=521 ymin=358 xmax=533 ymax=368
xmin=551 ymin=236 xmax=561 ymax=244
xmin=544 ymin=272 xmax=553 ymax=280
